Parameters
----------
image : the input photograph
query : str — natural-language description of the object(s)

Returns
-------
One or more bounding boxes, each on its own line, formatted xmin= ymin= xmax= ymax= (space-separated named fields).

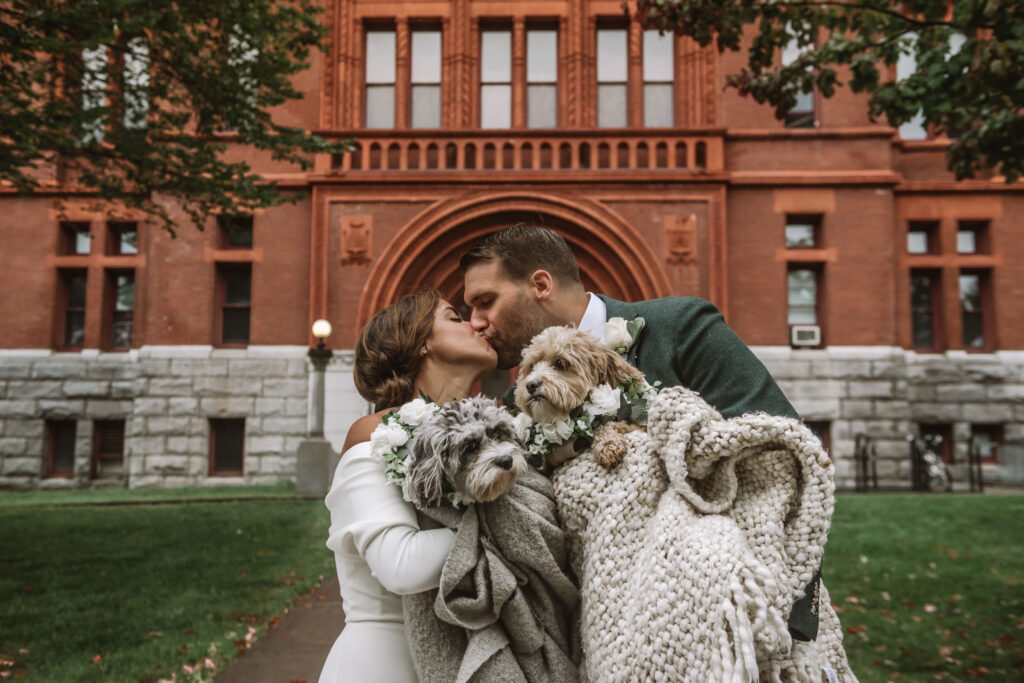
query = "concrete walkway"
xmin=215 ymin=575 xmax=343 ymax=683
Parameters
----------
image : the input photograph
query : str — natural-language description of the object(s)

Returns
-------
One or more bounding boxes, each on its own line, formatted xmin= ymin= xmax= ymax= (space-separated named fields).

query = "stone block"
xmin=871 ymin=360 xmax=908 ymax=379
xmin=261 ymin=417 xmax=307 ymax=435
xmin=875 ymin=458 xmax=900 ymax=479
xmin=38 ymin=477 xmax=75 ymax=490
xmin=134 ymin=397 xmax=168 ymax=416
xmin=255 ymin=398 xmax=287 ymax=417
xmin=935 ymin=384 xmax=988 ymax=402
xmin=3 ymin=419 xmax=45 ymax=438
xmin=140 ymin=359 xmax=171 ymax=375
xmin=146 ymin=416 xmax=193 ymax=435
xmin=911 ymin=402 xmax=961 ymax=421
xmin=128 ymin=454 xmax=146 ymax=476
xmin=189 ymin=457 xmax=209 ymax=476
xmin=148 ymin=377 xmax=195 ymax=396
xmin=988 ymin=385 xmax=1024 ymax=403
xmin=3 ymin=457 xmax=42 ymax=476
xmin=847 ymin=381 xmax=896 ymax=399
xmin=875 ymin=400 xmax=911 ymax=419
xmin=962 ymin=403 xmax=1014 ymax=423
xmin=147 ymin=455 xmax=189 ymax=474
xmin=86 ymin=400 xmax=133 ymax=418
xmin=169 ymin=359 xmax=228 ymax=377
xmin=132 ymin=436 xmax=167 ymax=456
xmin=262 ymin=377 xmax=309 ymax=397
xmin=874 ymin=439 xmax=911 ymax=460
xmin=89 ymin=362 xmax=137 ymax=380
xmin=787 ymin=380 xmax=845 ymax=401
xmin=286 ymin=359 xmax=310 ymax=377
xmin=38 ymin=399 xmax=84 ymax=418
xmin=248 ymin=435 xmax=285 ymax=455
xmin=0 ymin=400 xmax=36 ymax=418
xmin=791 ymin=398 xmax=840 ymax=420
xmin=286 ymin=398 xmax=308 ymax=417
xmin=168 ymin=397 xmax=200 ymax=414
xmin=229 ymin=359 xmax=289 ymax=377
xmin=908 ymin=363 xmax=962 ymax=384
xmin=964 ymin=363 xmax=1014 ymax=383
xmin=194 ymin=376 xmax=261 ymax=397
xmin=840 ymin=399 xmax=875 ymax=419
xmin=31 ymin=361 xmax=89 ymax=380
xmin=200 ymin=397 xmax=254 ymax=416
xmin=0 ymin=360 xmax=32 ymax=379
xmin=0 ymin=438 xmax=28 ymax=456
xmin=165 ymin=436 xmax=192 ymax=454
xmin=259 ymin=455 xmax=296 ymax=476
xmin=0 ymin=476 xmax=35 ymax=491
xmin=6 ymin=380 xmax=64 ymax=399
xmin=109 ymin=380 xmax=139 ymax=398
xmin=834 ymin=360 xmax=873 ymax=379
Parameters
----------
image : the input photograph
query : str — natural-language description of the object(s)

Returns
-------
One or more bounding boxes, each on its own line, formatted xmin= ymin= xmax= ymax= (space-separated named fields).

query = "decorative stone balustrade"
xmin=321 ymin=130 xmax=724 ymax=174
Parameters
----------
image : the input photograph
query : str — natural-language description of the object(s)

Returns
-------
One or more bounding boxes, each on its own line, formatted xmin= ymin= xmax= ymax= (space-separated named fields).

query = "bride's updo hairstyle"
xmin=354 ymin=290 xmax=441 ymax=410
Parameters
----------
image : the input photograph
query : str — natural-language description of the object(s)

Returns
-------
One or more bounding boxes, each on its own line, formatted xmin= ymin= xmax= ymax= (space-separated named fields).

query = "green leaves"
xmin=633 ymin=0 xmax=1024 ymax=182
xmin=1 ymin=0 xmax=351 ymax=232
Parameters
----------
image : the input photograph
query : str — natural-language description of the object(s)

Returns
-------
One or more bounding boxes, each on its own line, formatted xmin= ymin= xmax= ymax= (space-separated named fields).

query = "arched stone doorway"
xmin=356 ymin=191 xmax=672 ymax=330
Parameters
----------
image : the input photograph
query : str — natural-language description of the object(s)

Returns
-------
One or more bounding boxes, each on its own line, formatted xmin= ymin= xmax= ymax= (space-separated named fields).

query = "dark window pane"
xmin=95 ymin=420 xmax=125 ymax=458
xmin=64 ymin=311 xmax=85 ymax=347
xmin=61 ymin=222 xmax=92 ymax=254
xmin=68 ymin=273 xmax=87 ymax=308
xmin=111 ymin=317 xmax=132 ymax=348
xmin=211 ymin=419 xmax=245 ymax=473
xmin=224 ymin=269 xmax=251 ymax=304
xmin=222 ymin=307 xmax=250 ymax=343
xmin=219 ymin=215 xmax=253 ymax=248
xmin=115 ymin=274 xmax=134 ymax=310
xmin=911 ymin=312 xmax=934 ymax=348
xmin=50 ymin=420 xmax=76 ymax=474
xmin=910 ymin=273 xmax=936 ymax=348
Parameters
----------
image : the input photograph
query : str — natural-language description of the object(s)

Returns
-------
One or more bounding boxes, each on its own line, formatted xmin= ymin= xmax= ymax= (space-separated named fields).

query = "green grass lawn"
xmin=823 ymin=494 xmax=1024 ymax=681
xmin=1 ymin=489 xmax=1021 ymax=682
xmin=0 ymin=485 xmax=333 ymax=682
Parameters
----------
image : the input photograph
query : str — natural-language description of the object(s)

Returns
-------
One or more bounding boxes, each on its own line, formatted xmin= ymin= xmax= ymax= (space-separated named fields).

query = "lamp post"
xmin=296 ymin=319 xmax=336 ymax=498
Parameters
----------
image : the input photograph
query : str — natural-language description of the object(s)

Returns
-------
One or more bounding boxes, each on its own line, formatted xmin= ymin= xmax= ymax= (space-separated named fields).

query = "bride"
xmin=318 ymin=290 xmax=498 ymax=683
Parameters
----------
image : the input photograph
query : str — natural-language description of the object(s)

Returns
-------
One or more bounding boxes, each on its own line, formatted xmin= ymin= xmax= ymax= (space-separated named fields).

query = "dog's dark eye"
xmin=464 ymin=438 xmax=481 ymax=453
xmin=553 ymin=357 xmax=567 ymax=371
xmin=486 ymin=425 xmax=510 ymax=440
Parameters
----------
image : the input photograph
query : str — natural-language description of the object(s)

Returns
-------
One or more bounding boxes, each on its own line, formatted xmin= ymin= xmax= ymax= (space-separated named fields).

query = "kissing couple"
xmin=318 ymin=224 xmax=822 ymax=682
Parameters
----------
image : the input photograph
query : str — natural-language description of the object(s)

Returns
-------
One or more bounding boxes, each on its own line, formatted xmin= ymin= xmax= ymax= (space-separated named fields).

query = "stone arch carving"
xmin=356 ymin=192 xmax=671 ymax=329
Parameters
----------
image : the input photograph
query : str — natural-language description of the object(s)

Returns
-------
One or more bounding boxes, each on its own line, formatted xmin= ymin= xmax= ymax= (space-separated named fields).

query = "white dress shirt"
xmin=577 ymin=292 xmax=608 ymax=343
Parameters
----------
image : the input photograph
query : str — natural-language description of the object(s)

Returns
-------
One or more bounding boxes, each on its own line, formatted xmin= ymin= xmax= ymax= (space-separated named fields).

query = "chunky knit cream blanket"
xmin=553 ymin=386 xmax=856 ymax=682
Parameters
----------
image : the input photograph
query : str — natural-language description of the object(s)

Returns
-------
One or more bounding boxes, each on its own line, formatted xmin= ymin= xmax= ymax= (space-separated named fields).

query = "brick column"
xmin=628 ymin=20 xmax=643 ymax=128
xmin=512 ymin=17 xmax=526 ymax=129
xmin=395 ymin=18 xmax=410 ymax=129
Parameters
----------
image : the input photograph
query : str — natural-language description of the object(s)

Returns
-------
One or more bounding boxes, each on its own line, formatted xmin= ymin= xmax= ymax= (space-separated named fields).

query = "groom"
xmin=460 ymin=223 xmax=820 ymax=642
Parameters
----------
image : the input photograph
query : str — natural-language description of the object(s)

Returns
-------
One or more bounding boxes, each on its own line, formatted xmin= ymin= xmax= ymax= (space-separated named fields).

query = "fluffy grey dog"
xmin=405 ymin=396 xmax=529 ymax=507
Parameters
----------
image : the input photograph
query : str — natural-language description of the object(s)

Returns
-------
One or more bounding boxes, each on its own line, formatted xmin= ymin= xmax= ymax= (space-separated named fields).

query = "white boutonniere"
xmin=604 ymin=316 xmax=645 ymax=354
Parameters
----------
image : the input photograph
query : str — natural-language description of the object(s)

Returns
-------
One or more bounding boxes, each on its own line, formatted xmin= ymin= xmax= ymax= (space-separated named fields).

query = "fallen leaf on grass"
xmin=925 ymin=604 xmax=937 ymax=613
xmin=912 ymin=616 xmax=922 ymax=623
xmin=145 ymin=631 xmax=163 ymax=639
xmin=91 ymin=655 xmax=102 ymax=663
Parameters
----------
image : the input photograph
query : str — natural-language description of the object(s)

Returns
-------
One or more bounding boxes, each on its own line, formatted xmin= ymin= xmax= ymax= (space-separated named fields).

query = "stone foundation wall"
xmin=0 ymin=347 xmax=317 ymax=489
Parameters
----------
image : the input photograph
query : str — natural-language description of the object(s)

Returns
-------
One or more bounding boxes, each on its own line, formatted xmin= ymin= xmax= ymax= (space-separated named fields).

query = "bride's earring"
xmin=420 ymin=347 xmax=428 ymax=356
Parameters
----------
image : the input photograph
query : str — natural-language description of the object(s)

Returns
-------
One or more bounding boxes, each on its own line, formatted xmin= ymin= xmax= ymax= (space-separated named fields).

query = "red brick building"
xmin=2 ymin=0 xmax=1022 ymax=489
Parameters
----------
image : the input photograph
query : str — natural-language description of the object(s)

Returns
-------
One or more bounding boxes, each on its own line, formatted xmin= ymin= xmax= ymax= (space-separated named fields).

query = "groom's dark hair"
xmin=459 ymin=224 xmax=582 ymax=286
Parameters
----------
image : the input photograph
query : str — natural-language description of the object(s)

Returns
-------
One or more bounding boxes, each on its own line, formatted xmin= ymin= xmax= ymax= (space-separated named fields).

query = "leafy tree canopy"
xmin=634 ymin=0 xmax=1024 ymax=182
xmin=0 ymin=0 xmax=348 ymax=232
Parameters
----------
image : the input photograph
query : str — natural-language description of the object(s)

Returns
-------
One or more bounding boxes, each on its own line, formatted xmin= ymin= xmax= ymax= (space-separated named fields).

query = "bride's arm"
xmin=326 ymin=442 xmax=456 ymax=595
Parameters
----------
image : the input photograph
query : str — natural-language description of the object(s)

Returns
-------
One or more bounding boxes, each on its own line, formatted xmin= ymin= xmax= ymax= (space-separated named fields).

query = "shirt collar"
xmin=577 ymin=292 xmax=608 ymax=343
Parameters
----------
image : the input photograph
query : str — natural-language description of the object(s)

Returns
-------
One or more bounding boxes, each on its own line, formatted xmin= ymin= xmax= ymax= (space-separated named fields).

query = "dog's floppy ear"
xmin=598 ymin=343 xmax=644 ymax=387
xmin=405 ymin=424 xmax=447 ymax=508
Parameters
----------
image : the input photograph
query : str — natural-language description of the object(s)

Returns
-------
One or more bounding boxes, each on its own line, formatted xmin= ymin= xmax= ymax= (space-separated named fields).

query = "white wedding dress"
xmin=319 ymin=442 xmax=456 ymax=683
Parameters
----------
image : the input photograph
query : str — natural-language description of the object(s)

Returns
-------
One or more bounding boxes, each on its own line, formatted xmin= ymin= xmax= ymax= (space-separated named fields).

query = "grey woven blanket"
xmin=403 ymin=467 xmax=579 ymax=683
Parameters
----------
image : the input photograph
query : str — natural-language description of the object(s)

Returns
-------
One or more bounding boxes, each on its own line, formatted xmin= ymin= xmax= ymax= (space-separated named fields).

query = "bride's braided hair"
xmin=355 ymin=291 xmax=441 ymax=410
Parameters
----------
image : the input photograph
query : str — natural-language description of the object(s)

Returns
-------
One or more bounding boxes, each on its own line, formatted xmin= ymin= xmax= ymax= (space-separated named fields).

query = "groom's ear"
xmin=528 ymin=270 xmax=554 ymax=301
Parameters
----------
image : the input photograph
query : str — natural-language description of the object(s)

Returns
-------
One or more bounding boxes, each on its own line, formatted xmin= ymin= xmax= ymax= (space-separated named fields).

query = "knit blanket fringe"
xmin=553 ymin=386 xmax=857 ymax=682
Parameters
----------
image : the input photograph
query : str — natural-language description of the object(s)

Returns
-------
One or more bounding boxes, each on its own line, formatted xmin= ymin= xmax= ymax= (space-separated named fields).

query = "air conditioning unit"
xmin=791 ymin=325 xmax=821 ymax=348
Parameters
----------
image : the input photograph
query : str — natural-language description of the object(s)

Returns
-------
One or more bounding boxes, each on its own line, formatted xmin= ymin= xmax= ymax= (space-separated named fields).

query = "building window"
xmin=107 ymin=270 xmax=134 ymax=350
xmin=121 ymin=36 xmax=150 ymax=130
xmin=480 ymin=30 xmax=512 ymax=129
xmin=970 ymin=425 xmax=1001 ymax=463
xmin=907 ymin=220 xmax=938 ymax=254
xmin=959 ymin=271 xmax=989 ymax=350
xmin=218 ymin=264 xmax=251 ymax=345
xmin=527 ymin=29 xmax=558 ymax=128
xmin=61 ymin=221 xmax=92 ymax=255
xmin=108 ymin=221 xmax=138 ymax=255
xmin=92 ymin=419 xmax=125 ymax=478
xmin=411 ymin=30 xmax=442 ymax=128
xmin=61 ymin=269 xmax=87 ymax=349
xmin=781 ymin=39 xmax=815 ymax=128
xmin=957 ymin=220 xmax=988 ymax=254
xmin=46 ymin=420 xmax=77 ymax=478
xmin=365 ymin=29 xmax=396 ymax=128
xmin=806 ymin=421 xmax=831 ymax=453
xmin=596 ymin=28 xmax=627 ymax=128
xmin=787 ymin=267 xmax=819 ymax=325
xmin=80 ymin=45 xmax=108 ymax=143
xmin=643 ymin=30 xmax=674 ymax=127
xmin=895 ymin=34 xmax=927 ymax=140
xmin=210 ymin=418 xmax=245 ymax=475
xmin=218 ymin=214 xmax=254 ymax=248
xmin=910 ymin=270 xmax=941 ymax=350
xmin=785 ymin=215 xmax=820 ymax=248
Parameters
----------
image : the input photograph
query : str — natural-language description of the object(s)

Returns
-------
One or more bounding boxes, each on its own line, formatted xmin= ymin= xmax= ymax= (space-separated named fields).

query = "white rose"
xmin=398 ymin=398 xmax=437 ymax=427
xmin=512 ymin=412 xmax=533 ymax=443
xmin=587 ymin=384 xmax=622 ymax=416
xmin=554 ymin=417 xmax=574 ymax=441
xmin=383 ymin=422 xmax=410 ymax=449
xmin=370 ymin=424 xmax=391 ymax=452
xmin=604 ymin=317 xmax=632 ymax=351
xmin=539 ymin=420 xmax=567 ymax=444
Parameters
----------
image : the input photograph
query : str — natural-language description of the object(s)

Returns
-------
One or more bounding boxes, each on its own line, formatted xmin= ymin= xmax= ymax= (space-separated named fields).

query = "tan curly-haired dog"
xmin=514 ymin=325 xmax=645 ymax=472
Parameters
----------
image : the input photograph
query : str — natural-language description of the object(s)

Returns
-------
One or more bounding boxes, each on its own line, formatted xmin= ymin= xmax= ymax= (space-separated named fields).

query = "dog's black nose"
xmin=495 ymin=455 xmax=514 ymax=470
xmin=526 ymin=380 xmax=542 ymax=394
